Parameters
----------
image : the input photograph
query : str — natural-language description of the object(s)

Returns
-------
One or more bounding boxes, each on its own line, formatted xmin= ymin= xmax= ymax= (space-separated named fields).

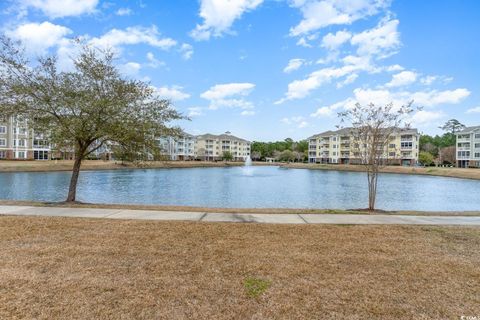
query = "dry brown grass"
xmin=0 ymin=160 xmax=245 ymax=172
xmin=1 ymin=216 xmax=479 ymax=319
xmin=286 ymin=162 xmax=480 ymax=180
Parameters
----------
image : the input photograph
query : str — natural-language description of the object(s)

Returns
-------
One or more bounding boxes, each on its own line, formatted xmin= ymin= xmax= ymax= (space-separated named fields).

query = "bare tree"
xmin=338 ymin=102 xmax=413 ymax=210
xmin=0 ymin=37 xmax=182 ymax=202
xmin=251 ymin=151 xmax=261 ymax=161
xmin=439 ymin=146 xmax=455 ymax=165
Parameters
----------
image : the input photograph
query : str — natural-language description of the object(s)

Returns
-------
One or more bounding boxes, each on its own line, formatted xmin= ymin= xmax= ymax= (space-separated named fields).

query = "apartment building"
xmin=0 ymin=115 xmax=51 ymax=160
xmin=455 ymin=126 xmax=480 ymax=168
xmin=308 ymin=127 xmax=420 ymax=166
xmin=158 ymin=133 xmax=196 ymax=160
xmin=195 ymin=131 xmax=250 ymax=161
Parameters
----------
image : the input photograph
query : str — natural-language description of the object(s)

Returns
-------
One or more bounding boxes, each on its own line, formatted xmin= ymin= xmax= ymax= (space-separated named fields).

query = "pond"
xmin=0 ymin=166 xmax=479 ymax=211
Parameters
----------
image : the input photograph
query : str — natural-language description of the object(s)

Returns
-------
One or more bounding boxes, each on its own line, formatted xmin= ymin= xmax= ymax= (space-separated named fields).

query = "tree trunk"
xmin=66 ymin=155 xmax=83 ymax=202
xmin=367 ymin=170 xmax=377 ymax=211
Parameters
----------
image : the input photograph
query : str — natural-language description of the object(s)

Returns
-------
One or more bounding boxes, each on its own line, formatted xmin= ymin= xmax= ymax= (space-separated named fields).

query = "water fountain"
xmin=242 ymin=156 xmax=254 ymax=176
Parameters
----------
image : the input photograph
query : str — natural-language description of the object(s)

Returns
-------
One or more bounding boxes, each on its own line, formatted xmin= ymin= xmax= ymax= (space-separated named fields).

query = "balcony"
xmin=457 ymin=136 xmax=470 ymax=142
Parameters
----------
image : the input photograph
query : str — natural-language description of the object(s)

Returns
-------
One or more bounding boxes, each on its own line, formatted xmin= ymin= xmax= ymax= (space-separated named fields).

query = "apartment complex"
xmin=0 ymin=115 xmax=51 ymax=160
xmin=158 ymin=133 xmax=196 ymax=160
xmin=308 ymin=127 xmax=420 ymax=166
xmin=455 ymin=126 xmax=480 ymax=168
xmin=195 ymin=131 xmax=251 ymax=161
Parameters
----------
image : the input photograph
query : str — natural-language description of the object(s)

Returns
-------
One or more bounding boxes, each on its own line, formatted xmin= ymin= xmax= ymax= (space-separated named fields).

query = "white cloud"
xmin=410 ymin=89 xmax=470 ymax=106
xmin=276 ymin=55 xmax=375 ymax=103
xmin=336 ymin=73 xmax=358 ymax=88
xmin=146 ymin=52 xmax=165 ymax=68
xmin=156 ymin=86 xmax=191 ymax=101
xmin=190 ymin=0 xmax=263 ymax=41
xmin=386 ymin=64 xmax=404 ymax=72
xmin=6 ymin=21 xmax=72 ymax=54
xmin=298 ymin=121 xmax=309 ymax=128
xmin=311 ymin=100 xmax=349 ymax=118
xmin=240 ymin=110 xmax=256 ymax=116
xmin=466 ymin=107 xmax=480 ymax=114
xmin=180 ymin=43 xmax=194 ymax=60
xmin=420 ymin=75 xmax=436 ymax=86
xmin=201 ymin=82 xmax=256 ymax=111
xmin=385 ymin=70 xmax=417 ymax=87
xmin=207 ymin=98 xmax=254 ymax=110
xmin=410 ymin=110 xmax=445 ymax=126
xmin=296 ymin=33 xmax=318 ymax=47
xmin=283 ymin=59 xmax=306 ymax=73
xmin=321 ymin=30 xmax=351 ymax=50
xmin=296 ymin=37 xmax=312 ymax=47
xmin=350 ymin=18 xmax=400 ymax=58
xmin=351 ymin=88 xmax=470 ymax=107
xmin=119 ymin=62 xmax=141 ymax=76
xmin=116 ymin=8 xmax=132 ymax=16
xmin=290 ymin=0 xmax=388 ymax=36
xmin=188 ymin=107 xmax=203 ymax=117
xmin=89 ymin=26 xmax=177 ymax=51
xmin=201 ymin=83 xmax=255 ymax=100
xmin=281 ymin=116 xmax=308 ymax=128
xmin=19 ymin=0 xmax=99 ymax=18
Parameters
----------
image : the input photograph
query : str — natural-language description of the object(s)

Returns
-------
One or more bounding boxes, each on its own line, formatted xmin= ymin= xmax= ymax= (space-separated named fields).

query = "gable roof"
xmin=308 ymin=127 xmax=418 ymax=140
xmin=457 ymin=126 xmax=480 ymax=134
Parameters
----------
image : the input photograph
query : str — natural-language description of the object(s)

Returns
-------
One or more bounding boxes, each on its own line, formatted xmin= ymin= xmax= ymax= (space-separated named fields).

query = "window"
xmin=475 ymin=134 xmax=480 ymax=139
xmin=0 ymin=138 xmax=5 ymax=146
xmin=475 ymin=143 xmax=480 ymax=149
xmin=34 ymin=150 xmax=49 ymax=160
xmin=401 ymin=142 xmax=412 ymax=149
xmin=475 ymin=153 xmax=480 ymax=158
xmin=14 ymin=139 xmax=26 ymax=147
xmin=0 ymin=151 xmax=5 ymax=159
xmin=15 ymin=151 xmax=26 ymax=159
xmin=0 ymin=126 xmax=6 ymax=134
xmin=389 ymin=152 xmax=396 ymax=157
xmin=389 ymin=144 xmax=395 ymax=148
xmin=458 ymin=151 xmax=470 ymax=158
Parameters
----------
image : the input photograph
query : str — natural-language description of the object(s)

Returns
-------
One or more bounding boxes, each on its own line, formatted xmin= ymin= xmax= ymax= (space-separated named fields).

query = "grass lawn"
xmin=0 ymin=216 xmax=479 ymax=319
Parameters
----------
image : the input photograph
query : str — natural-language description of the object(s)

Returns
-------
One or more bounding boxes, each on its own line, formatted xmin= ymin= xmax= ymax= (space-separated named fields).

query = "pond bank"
xmin=283 ymin=163 xmax=480 ymax=181
xmin=1 ymin=160 xmax=479 ymax=181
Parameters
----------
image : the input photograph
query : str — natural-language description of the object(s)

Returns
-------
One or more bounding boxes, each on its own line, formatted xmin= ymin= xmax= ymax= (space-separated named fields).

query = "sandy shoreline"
xmin=1 ymin=160 xmax=479 ymax=180
xmin=284 ymin=162 xmax=480 ymax=180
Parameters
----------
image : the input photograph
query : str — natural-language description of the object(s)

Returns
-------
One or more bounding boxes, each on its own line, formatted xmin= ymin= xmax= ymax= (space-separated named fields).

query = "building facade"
xmin=308 ymin=127 xmax=420 ymax=166
xmin=0 ymin=115 xmax=51 ymax=160
xmin=455 ymin=126 xmax=480 ymax=168
xmin=158 ymin=133 xmax=196 ymax=160
xmin=195 ymin=131 xmax=250 ymax=161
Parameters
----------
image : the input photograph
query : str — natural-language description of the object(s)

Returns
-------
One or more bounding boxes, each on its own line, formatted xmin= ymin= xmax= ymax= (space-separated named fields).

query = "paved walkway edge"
xmin=1 ymin=205 xmax=480 ymax=226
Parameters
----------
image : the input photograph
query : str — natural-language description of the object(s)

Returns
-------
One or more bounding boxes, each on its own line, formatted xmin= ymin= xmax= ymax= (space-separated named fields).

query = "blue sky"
xmin=1 ymin=0 xmax=479 ymax=141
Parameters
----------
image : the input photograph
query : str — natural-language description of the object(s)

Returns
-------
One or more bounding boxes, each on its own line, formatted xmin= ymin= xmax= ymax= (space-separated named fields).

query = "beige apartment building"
xmin=455 ymin=126 xmax=480 ymax=168
xmin=308 ymin=127 xmax=420 ymax=166
xmin=195 ymin=131 xmax=251 ymax=161
xmin=0 ymin=115 xmax=50 ymax=160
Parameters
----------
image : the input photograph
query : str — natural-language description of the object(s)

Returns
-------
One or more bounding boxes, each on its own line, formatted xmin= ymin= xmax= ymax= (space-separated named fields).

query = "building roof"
xmin=456 ymin=126 xmax=480 ymax=134
xmin=308 ymin=127 xmax=419 ymax=140
xmin=196 ymin=132 xmax=250 ymax=143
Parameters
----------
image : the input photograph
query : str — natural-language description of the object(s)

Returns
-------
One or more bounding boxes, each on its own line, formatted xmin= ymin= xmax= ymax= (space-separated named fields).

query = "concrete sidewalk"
xmin=1 ymin=205 xmax=480 ymax=226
